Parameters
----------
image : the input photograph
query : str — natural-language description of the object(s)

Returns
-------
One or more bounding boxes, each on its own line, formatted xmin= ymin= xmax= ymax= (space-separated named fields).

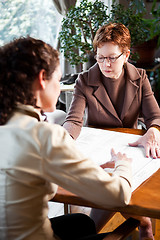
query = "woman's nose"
xmin=103 ymin=58 xmax=111 ymax=66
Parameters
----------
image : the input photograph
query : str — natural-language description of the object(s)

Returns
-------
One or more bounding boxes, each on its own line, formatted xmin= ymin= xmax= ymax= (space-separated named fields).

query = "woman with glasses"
xmin=64 ymin=22 xmax=160 ymax=159
xmin=63 ymin=22 xmax=160 ymax=239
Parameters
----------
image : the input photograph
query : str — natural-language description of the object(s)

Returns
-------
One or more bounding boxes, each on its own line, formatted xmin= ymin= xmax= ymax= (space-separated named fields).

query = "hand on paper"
xmin=100 ymin=161 xmax=115 ymax=169
xmin=129 ymin=127 xmax=160 ymax=159
xmin=100 ymin=148 xmax=132 ymax=169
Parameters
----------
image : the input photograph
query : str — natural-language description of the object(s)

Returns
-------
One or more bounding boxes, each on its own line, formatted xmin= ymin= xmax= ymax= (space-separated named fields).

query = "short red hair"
xmin=93 ymin=22 xmax=131 ymax=52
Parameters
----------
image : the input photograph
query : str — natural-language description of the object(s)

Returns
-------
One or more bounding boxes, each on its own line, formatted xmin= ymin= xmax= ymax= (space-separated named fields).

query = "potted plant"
xmin=144 ymin=0 xmax=160 ymax=47
xmin=112 ymin=0 xmax=160 ymax=68
xmin=109 ymin=0 xmax=159 ymax=67
xmin=58 ymin=0 xmax=109 ymax=70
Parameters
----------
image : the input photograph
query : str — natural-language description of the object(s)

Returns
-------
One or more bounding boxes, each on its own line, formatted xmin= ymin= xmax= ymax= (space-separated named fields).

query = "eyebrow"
xmin=97 ymin=54 xmax=118 ymax=57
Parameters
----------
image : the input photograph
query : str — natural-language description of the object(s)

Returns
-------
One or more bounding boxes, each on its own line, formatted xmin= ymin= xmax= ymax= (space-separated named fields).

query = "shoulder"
xmin=125 ymin=62 xmax=147 ymax=81
xmin=37 ymin=122 xmax=71 ymax=145
xmin=76 ymin=63 xmax=101 ymax=87
xmin=37 ymin=122 xmax=84 ymax=161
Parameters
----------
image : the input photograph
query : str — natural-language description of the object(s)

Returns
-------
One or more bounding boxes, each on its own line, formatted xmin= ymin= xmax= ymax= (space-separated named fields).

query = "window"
xmin=0 ymin=0 xmax=112 ymax=47
xmin=103 ymin=0 xmax=112 ymax=14
xmin=0 ymin=0 xmax=62 ymax=47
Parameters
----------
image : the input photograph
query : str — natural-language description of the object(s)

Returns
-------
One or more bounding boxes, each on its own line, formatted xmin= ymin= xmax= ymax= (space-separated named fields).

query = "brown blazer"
xmin=63 ymin=62 xmax=160 ymax=139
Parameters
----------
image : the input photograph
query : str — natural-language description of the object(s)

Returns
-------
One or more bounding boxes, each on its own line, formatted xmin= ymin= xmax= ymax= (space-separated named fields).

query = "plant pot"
xmin=130 ymin=37 xmax=158 ymax=68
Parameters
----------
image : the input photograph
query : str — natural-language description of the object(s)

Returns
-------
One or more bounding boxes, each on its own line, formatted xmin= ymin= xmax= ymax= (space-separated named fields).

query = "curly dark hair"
xmin=0 ymin=37 xmax=59 ymax=125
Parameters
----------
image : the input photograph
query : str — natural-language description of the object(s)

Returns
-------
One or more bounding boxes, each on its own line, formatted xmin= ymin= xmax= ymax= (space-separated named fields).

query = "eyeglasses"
xmin=94 ymin=53 xmax=123 ymax=63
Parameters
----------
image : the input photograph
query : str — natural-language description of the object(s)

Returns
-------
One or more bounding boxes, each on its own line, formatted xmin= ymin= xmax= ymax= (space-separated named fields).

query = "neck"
xmin=114 ymin=69 xmax=123 ymax=80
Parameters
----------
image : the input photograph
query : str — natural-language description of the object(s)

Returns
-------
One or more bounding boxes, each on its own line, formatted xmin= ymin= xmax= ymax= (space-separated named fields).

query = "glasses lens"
xmin=95 ymin=53 xmax=123 ymax=63
xmin=109 ymin=57 xmax=116 ymax=63
xmin=96 ymin=56 xmax=104 ymax=63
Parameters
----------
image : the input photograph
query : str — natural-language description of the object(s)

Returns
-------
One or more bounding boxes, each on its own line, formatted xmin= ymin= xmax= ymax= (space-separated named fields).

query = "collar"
xmin=87 ymin=62 xmax=141 ymax=87
xmin=124 ymin=61 xmax=142 ymax=81
xmin=86 ymin=62 xmax=140 ymax=122
xmin=15 ymin=104 xmax=44 ymax=122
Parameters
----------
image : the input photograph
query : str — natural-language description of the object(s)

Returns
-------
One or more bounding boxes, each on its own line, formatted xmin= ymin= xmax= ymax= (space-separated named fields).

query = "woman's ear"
xmin=39 ymin=69 xmax=46 ymax=89
xmin=125 ymin=50 xmax=130 ymax=62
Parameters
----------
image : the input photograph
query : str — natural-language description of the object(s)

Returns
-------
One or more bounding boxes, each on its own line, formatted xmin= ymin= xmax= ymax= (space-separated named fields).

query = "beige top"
xmin=0 ymin=104 xmax=132 ymax=240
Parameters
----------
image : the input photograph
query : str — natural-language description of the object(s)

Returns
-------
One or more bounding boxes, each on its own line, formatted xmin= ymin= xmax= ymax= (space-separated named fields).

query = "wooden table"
xmin=51 ymin=128 xmax=160 ymax=219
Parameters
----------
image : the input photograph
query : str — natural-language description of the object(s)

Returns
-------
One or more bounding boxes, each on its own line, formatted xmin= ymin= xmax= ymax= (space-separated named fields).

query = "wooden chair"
xmin=102 ymin=217 xmax=140 ymax=240
xmin=64 ymin=204 xmax=140 ymax=240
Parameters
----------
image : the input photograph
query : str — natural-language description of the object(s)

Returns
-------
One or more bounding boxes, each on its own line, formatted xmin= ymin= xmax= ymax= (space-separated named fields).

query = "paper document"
xmin=76 ymin=127 xmax=160 ymax=192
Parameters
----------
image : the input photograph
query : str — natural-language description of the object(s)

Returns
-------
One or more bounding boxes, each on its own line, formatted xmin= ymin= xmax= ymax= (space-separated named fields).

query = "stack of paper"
xmin=76 ymin=127 xmax=160 ymax=192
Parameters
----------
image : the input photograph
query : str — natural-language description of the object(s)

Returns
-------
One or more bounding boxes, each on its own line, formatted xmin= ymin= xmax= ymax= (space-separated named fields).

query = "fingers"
xmin=142 ymin=128 xmax=160 ymax=158
xmin=156 ymin=148 xmax=160 ymax=158
xmin=148 ymin=146 xmax=160 ymax=159
xmin=145 ymin=143 xmax=160 ymax=159
xmin=144 ymin=144 xmax=150 ymax=158
xmin=111 ymin=148 xmax=120 ymax=160
xmin=151 ymin=147 xmax=157 ymax=159
xmin=129 ymin=135 xmax=160 ymax=158
xmin=111 ymin=148 xmax=115 ymax=156
xmin=110 ymin=148 xmax=132 ymax=163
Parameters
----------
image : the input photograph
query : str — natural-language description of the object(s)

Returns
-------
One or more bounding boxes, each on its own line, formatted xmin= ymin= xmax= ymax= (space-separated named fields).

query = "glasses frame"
xmin=94 ymin=52 xmax=124 ymax=63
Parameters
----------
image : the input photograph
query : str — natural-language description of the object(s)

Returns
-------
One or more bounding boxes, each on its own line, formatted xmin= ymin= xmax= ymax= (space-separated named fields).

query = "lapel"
xmin=120 ymin=62 xmax=140 ymax=120
xmin=87 ymin=62 xmax=140 ymax=122
xmin=88 ymin=64 xmax=120 ymax=121
xmin=93 ymin=84 xmax=120 ymax=120
xmin=120 ymin=78 xmax=139 ymax=120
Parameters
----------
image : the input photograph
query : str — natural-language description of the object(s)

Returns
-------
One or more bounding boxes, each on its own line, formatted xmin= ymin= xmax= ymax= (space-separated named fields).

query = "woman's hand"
xmin=100 ymin=161 xmax=115 ymax=169
xmin=129 ymin=127 xmax=160 ymax=158
xmin=100 ymin=148 xmax=132 ymax=169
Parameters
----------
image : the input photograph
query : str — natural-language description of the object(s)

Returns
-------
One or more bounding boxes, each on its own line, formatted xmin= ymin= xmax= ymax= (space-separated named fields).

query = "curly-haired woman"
xmin=0 ymin=37 xmax=132 ymax=240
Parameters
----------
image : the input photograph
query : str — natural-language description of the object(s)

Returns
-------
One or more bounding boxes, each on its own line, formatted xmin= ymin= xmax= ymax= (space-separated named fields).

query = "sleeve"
xmin=141 ymin=69 xmax=160 ymax=129
xmin=63 ymin=74 xmax=87 ymax=139
xmin=40 ymin=124 xmax=132 ymax=208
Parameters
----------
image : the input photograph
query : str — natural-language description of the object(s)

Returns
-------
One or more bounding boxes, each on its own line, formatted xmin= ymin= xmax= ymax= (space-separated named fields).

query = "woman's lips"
xmin=103 ymin=70 xmax=112 ymax=73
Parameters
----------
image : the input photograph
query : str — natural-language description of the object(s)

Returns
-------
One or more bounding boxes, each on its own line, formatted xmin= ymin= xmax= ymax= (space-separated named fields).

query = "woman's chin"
xmin=44 ymin=106 xmax=56 ymax=113
xmin=102 ymin=71 xmax=112 ymax=78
